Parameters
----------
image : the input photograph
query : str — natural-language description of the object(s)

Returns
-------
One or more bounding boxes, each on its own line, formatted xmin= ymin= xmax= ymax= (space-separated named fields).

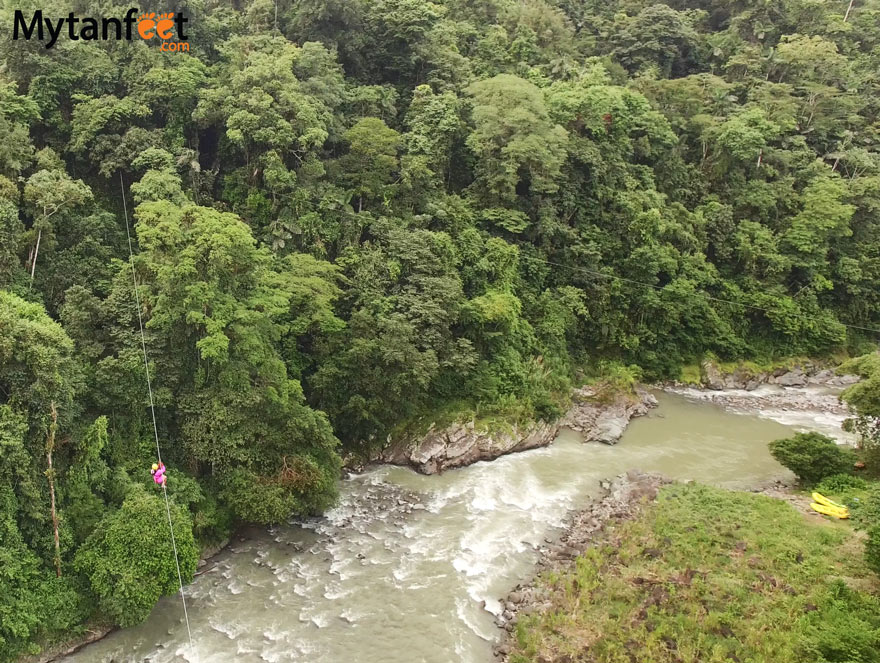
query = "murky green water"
xmin=64 ymin=391 xmax=804 ymax=663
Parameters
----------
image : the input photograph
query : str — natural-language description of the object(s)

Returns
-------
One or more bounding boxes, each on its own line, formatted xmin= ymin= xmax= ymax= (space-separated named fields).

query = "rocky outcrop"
xmin=494 ymin=471 xmax=671 ymax=658
xmin=382 ymin=386 xmax=658 ymax=474
xmin=561 ymin=386 xmax=657 ymax=444
xmin=693 ymin=360 xmax=859 ymax=392
xmin=382 ymin=419 xmax=559 ymax=474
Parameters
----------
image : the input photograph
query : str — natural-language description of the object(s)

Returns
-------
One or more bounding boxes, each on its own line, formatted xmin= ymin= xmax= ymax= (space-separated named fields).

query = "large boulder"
xmin=561 ymin=386 xmax=658 ymax=445
xmin=773 ymin=367 xmax=808 ymax=387
xmin=701 ymin=361 xmax=725 ymax=390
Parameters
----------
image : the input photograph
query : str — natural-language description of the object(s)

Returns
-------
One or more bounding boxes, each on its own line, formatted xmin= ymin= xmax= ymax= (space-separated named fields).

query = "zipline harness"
xmin=120 ymin=173 xmax=199 ymax=662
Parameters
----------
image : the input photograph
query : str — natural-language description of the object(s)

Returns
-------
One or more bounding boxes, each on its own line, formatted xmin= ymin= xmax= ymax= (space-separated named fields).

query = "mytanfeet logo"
xmin=12 ymin=8 xmax=189 ymax=51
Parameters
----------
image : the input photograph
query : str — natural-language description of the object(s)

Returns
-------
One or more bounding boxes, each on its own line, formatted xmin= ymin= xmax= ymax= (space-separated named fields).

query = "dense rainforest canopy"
xmin=1 ymin=0 xmax=879 ymax=656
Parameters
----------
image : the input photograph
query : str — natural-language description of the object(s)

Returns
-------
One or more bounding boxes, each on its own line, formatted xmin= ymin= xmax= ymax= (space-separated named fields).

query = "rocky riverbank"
xmin=381 ymin=386 xmax=658 ymax=474
xmin=665 ymin=382 xmax=852 ymax=418
xmin=661 ymin=360 xmax=860 ymax=443
xmin=495 ymin=477 xmax=879 ymax=663
xmin=680 ymin=360 xmax=859 ymax=392
xmin=493 ymin=470 xmax=671 ymax=659
xmin=18 ymin=627 xmax=116 ymax=663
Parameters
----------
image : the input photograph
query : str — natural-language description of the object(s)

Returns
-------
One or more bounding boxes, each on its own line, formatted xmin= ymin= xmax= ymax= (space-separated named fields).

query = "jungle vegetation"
xmin=1 ymin=0 xmax=879 ymax=656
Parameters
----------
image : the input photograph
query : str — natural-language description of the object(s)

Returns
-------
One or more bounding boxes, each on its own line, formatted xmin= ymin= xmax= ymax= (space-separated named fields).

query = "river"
xmin=63 ymin=389 xmax=846 ymax=663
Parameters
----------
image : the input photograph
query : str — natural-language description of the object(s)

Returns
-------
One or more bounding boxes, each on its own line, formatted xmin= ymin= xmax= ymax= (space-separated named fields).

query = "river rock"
xmin=673 ymin=360 xmax=859 ymax=392
xmin=807 ymin=369 xmax=835 ymax=384
xmin=773 ymin=368 xmax=807 ymax=387
xmin=701 ymin=361 xmax=725 ymax=390
xmin=561 ymin=386 xmax=657 ymax=445
xmin=664 ymin=384 xmax=851 ymax=417
xmin=829 ymin=373 xmax=860 ymax=386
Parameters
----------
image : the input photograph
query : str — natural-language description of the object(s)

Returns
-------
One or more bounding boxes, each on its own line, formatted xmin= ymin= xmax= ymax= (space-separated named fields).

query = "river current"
xmin=64 ymin=388 xmax=847 ymax=663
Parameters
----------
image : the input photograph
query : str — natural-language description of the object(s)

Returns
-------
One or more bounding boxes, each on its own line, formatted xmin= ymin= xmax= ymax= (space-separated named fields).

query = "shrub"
xmin=817 ymin=474 xmax=868 ymax=494
xmin=769 ymin=433 xmax=856 ymax=485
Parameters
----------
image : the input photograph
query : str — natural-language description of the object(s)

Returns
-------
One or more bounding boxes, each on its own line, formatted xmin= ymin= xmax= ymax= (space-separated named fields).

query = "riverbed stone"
xmin=744 ymin=378 xmax=761 ymax=391
xmin=382 ymin=418 xmax=560 ymax=474
xmin=776 ymin=368 xmax=807 ymax=387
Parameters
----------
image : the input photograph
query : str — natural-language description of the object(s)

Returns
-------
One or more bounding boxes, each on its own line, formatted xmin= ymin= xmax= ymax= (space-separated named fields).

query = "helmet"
xmin=152 ymin=463 xmax=159 ymax=471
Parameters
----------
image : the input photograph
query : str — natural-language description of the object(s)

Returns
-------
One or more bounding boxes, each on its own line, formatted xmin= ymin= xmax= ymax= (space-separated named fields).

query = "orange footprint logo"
xmin=155 ymin=13 xmax=176 ymax=39
xmin=137 ymin=12 xmax=176 ymax=40
xmin=137 ymin=12 xmax=156 ymax=39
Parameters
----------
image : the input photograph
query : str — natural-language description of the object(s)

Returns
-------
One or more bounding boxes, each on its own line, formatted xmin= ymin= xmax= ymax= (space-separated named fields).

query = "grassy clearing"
xmin=510 ymin=483 xmax=880 ymax=663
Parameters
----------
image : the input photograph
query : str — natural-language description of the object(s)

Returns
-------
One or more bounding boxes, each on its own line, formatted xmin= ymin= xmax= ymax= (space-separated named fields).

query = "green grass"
xmin=679 ymin=364 xmax=702 ymax=384
xmin=510 ymin=483 xmax=880 ymax=663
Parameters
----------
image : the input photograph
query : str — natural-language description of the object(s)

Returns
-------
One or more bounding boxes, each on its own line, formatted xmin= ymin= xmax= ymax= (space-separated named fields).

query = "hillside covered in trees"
xmin=1 ymin=0 xmax=879 ymax=656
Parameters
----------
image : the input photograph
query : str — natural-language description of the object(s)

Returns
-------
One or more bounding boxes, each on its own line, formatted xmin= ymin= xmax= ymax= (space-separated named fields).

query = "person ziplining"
xmin=151 ymin=461 xmax=168 ymax=487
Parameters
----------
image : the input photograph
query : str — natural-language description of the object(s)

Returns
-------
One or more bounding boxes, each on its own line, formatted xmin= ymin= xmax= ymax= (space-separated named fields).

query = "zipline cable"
xmin=512 ymin=249 xmax=880 ymax=337
xmin=120 ymin=173 xmax=198 ymax=662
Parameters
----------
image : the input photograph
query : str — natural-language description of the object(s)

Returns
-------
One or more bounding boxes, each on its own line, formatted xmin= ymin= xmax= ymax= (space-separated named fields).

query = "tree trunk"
xmin=47 ymin=402 xmax=62 ymax=578
xmin=30 ymin=228 xmax=42 ymax=284
xmin=844 ymin=0 xmax=856 ymax=22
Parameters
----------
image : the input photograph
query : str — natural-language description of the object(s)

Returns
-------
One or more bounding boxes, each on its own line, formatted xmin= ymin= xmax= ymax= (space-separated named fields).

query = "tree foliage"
xmin=769 ymin=433 xmax=857 ymax=485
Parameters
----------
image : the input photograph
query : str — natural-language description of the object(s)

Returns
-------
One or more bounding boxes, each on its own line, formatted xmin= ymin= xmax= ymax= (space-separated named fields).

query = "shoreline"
xmin=493 ymin=474 xmax=876 ymax=663
xmin=378 ymin=384 xmax=658 ymax=474
xmin=375 ymin=359 xmax=858 ymax=476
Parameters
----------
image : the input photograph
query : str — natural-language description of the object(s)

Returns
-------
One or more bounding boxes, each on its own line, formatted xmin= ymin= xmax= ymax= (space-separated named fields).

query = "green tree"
xmin=130 ymin=183 xmax=341 ymax=522
xmin=769 ymin=432 xmax=857 ymax=485
xmin=466 ymin=74 xmax=568 ymax=202
xmin=0 ymin=81 xmax=38 ymax=177
xmin=840 ymin=353 xmax=880 ymax=470
xmin=338 ymin=117 xmax=401 ymax=212
xmin=23 ymin=159 xmax=92 ymax=286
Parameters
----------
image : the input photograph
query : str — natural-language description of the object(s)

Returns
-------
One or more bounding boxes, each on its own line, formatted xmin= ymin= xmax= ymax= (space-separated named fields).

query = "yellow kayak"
xmin=812 ymin=492 xmax=846 ymax=510
xmin=810 ymin=502 xmax=849 ymax=519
